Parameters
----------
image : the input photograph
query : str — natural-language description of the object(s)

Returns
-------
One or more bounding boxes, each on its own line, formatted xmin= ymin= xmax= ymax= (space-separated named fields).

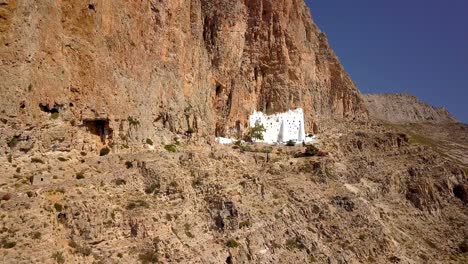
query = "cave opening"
xmin=453 ymin=184 xmax=467 ymax=203
xmin=39 ymin=103 xmax=61 ymax=114
xmin=215 ymin=84 xmax=223 ymax=96
xmin=83 ymin=118 xmax=113 ymax=144
xmin=88 ymin=4 xmax=95 ymax=11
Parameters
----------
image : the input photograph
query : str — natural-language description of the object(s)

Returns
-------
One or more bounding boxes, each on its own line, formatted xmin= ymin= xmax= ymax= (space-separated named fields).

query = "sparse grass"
xmin=52 ymin=251 xmax=65 ymax=264
xmin=126 ymin=200 xmax=149 ymax=210
xmin=117 ymin=252 xmax=123 ymax=258
xmin=146 ymin=138 xmax=154 ymax=145
xmin=54 ymin=203 xmax=63 ymax=212
xmin=164 ymin=144 xmax=177 ymax=153
xmin=226 ymin=239 xmax=239 ymax=248
xmin=80 ymin=151 xmax=87 ymax=156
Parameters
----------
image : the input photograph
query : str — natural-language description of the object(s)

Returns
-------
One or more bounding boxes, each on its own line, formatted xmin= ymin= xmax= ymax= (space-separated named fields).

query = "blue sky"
xmin=305 ymin=0 xmax=468 ymax=123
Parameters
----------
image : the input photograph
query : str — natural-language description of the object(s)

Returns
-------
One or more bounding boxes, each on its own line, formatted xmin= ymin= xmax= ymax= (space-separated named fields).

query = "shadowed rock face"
xmin=363 ymin=93 xmax=458 ymax=124
xmin=0 ymin=0 xmax=367 ymax=146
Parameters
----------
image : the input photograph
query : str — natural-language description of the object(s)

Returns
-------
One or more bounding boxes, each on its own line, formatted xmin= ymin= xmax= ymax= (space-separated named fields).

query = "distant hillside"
xmin=363 ymin=93 xmax=458 ymax=124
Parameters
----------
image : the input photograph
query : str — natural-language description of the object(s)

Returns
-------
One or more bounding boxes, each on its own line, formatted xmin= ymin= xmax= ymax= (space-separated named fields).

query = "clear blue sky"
xmin=306 ymin=0 xmax=468 ymax=123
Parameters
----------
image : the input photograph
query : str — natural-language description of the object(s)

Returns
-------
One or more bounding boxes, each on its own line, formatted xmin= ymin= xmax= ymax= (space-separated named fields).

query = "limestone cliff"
xmin=0 ymin=0 xmax=367 ymax=150
xmin=363 ymin=93 xmax=458 ymax=124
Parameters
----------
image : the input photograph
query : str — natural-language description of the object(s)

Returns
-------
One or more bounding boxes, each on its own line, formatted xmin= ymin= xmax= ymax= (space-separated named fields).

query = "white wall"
xmin=249 ymin=108 xmax=307 ymax=144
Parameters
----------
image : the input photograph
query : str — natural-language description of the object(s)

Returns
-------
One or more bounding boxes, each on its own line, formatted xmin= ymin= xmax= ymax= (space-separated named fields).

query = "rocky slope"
xmin=0 ymin=123 xmax=467 ymax=263
xmin=363 ymin=94 xmax=457 ymax=124
xmin=0 ymin=0 xmax=366 ymax=153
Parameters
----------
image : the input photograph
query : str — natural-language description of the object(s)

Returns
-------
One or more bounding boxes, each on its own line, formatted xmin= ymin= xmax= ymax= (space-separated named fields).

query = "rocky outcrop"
xmin=0 ymin=0 xmax=367 ymax=151
xmin=363 ymin=93 xmax=457 ymax=124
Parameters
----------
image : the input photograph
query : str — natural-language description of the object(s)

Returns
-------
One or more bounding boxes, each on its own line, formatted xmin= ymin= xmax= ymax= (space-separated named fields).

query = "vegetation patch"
xmin=239 ymin=220 xmax=250 ymax=229
xmin=127 ymin=116 xmax=140 ymax=127
xmin=184 ymin=223 xmax=194 ymax=238
xmin=76 ymin=172 xmax=85 ymax=180
xmin=145 ymin=183 xmax=160 ymax=195
xmin=125 ymin=161 xmax=133 ymax=169
xmin=247 ymin=123 xmax=266 ymax=142
xmin=51 ymin=251 xmax=65 ymax=264
xmin=54 ymin=203 xmax=63 ymax=212
xmin=126 ymin=200 xmax=149 ymax=210
xmin=51 ymin=112 xmax=60 ymax=119
xmin=164 ymin=144 xmax=177 ymax=153
xmin=99 ymin=147 xmax=110 ymax=156
xmin=31 ymin=157 xmax=45 ymax=164
xmin=146 ymin=138 xmax=154 ymax=145
xmin=1 ymin=239 xmax=16 ymax=249
xmin=115 ymin=178 xmax=127 ymax=186
xmin=285 ymin=238 xmax=306 ymax=251
xmin=7 ymin=136 xmax=20 ymax=149
xmin=226 ymin=239 xmax=240 ymax=248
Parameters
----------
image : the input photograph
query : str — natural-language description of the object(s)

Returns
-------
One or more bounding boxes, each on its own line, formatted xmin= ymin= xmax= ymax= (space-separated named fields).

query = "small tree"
xmin=249 ymin=122 xmax=266 ymax=142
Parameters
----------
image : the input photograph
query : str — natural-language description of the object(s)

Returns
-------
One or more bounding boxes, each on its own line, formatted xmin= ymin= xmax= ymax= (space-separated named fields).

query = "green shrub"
xmin=304 ymin=145 xmax=319 ymax=156
xmin=285 ymin=238 xmax=306 ymax=251
xmin=52 ymin=251 xmax=65 ymax=264
xmin=117 ymin=252 xmax=123 ymax=258
xmin=125 ymin=161 xmax=133 ymax=169
xmin=31 ymin=157 xmax=45 ymax=164
xmin=51 ymin=112 xmax=60 ymax=119
xmin=187 ymin=128 xmax=195 ymax=134
xmin=115 ymin=178 xmax=126 ymax=186
xmin=164 ymin=144 xmax=177 ymax=153
xmin=145 ymin=183 xmax=160 ymax=194
xmin=138 ymin=249 xmax=159 ymax=264
xmin=126 ymin=200 xmax=149 ymax=210
xmin=7 ymin=136 xmax=19 ymax=149
xmin=99 ymin=147 xmax=110 ymax=156
xmin=226 ymin=239 xmax=239 ymax=248
xmin=248 ymin=123 xmax=266 ymax=141
xmin=127 ymin=116 xmax=140 ymax=127
xmin=1 ymin=239 xmax=16 ymax=249
xmin=54 ymin=203 xmax=63 ymax=212
xmin=146 ymin=138 xmax=153 ymax=145
xmin=76 ymin=172 xmax=85 ymax=180
xmin=31 ymin=231 xmax=42 ymax=240
xmin=184 ymin=223 xmax=195 ymax=238
xmin=239 ymin=220 xmax=250 ymax=229
xmin=286 ymin=140 xmax=296 ymax=146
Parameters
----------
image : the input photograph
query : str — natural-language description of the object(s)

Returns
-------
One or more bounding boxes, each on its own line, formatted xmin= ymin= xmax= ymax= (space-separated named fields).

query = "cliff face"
xmin=0 ymin=0 xmax=367 ymax=148
xmin=363 ymin=94 xmax=458 ymax=124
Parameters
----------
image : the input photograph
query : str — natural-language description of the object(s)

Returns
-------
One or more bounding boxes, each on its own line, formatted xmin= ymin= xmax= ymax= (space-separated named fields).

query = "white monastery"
xmin=248 ymin=108 xmax=310 ymax=144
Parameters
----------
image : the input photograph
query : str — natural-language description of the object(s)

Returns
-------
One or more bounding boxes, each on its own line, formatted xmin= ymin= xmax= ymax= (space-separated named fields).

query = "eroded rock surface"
xmin=0 ymin=0 xmax=366 ymax=152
